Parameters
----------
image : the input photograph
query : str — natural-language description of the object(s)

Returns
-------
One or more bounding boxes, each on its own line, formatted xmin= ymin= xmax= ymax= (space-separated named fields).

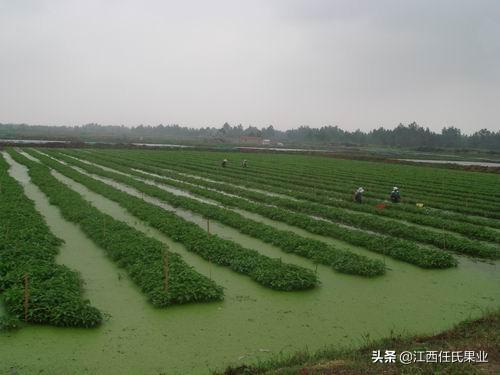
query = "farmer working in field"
xmin=354 ymin=187 xmax=364 ymax=203
xmin=390 ymin=187 xmax=401 ymax=203
xmin=242 ymin=159 xmax=248 ymax=168
xmin=221 ymin=159 xmax=228 ymax=167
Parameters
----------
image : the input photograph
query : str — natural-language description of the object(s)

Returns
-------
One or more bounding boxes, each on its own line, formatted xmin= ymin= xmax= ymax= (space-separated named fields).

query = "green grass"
xmin=217 ymin=310 xmax=500 ymax=374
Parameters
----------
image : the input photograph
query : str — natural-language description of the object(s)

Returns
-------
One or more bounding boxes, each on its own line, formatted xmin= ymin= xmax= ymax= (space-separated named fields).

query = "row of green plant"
xmin=115 ymin=153 xmax=495 ymax=212
xmin=49 ymin=150 xmax=458 ymax=269
xmin=265 ymin=154 xmax=500 ymax=197
xmin=133 ymin=152 xmax=500 ymax=228
xmin=67 ymin=151 xmax=500 ymax=257
xmin=170 ymin=167 xmax=500 ymax=245
xmin=22 ymin=149 xmax=318 ymax=291
xmin=169 ymin=150 xmax=500 ymax=199
xmin=216 ymin=152 xmax=500 ymax=201
xmin=155 ymin=151 xmax=499 ymax=211
xmin=138 ymin=153 xmax=499 ymax=218
xmin=8 ymin=150 xmax=224 ymax=306
xmin=41 ymin=150 xmax=386 ymax=277
xmin=250 ymin=165 xmax=498 ymax=213
xmin=74 ymin=149 xmax=500 ymax=236
xmin=0 ymin=153 xmax=102 ymax=328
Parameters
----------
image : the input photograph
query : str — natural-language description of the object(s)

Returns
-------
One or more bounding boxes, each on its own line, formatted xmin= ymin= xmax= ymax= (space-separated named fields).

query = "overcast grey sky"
xmin=1 ymin=0 xmax=499 ymax=133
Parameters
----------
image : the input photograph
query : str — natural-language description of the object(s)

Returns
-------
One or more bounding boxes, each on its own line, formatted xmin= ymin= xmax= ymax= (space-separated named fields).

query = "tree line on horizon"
xmin=0 ymin=122 xmax=499 ymax=151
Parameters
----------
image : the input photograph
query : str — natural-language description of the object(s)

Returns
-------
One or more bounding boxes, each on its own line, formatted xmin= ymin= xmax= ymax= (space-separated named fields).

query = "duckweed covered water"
xmin=1 ymin=153 xmax=499 ymax=375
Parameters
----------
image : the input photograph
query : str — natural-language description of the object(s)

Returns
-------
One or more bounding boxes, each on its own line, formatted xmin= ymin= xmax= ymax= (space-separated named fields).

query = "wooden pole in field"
xmin=162 ymin=249 xmax=169 ymax=293
xmin=207 ymin=218 xmax=212 ymax=280
xmin=443 ymin=224 xmax=446 ymax=250
xmin=24 ymin=273 xmax=29 ymax=322
xmin=202 ymin=217 xmax=212 ymax=280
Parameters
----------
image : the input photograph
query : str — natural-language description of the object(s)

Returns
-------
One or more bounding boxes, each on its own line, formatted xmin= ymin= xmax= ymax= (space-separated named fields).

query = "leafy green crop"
xmin=110 ymin=149 xmax=500 ymax=226
xmin=8 ymin=150 xmax=224 ymax=306
xmin=63 ymin=150 xmax=499 ymax=258
xmin=51 ymin=150 xmax=458 ymax=269
xmin=45 ymin=150 xmax=386 ymax=277
xmin=0 ymin=153 xmax=102 ymax=328
xmin=18 ymin=150 xmax=318 ymax=291
xmin=165 ymin=150 xmax=500 ymax=217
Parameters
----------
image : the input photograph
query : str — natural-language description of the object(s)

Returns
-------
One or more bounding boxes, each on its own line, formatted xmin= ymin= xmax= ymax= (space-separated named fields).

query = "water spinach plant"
xmin=51 ymin=151 xmax=458 ymax=269
xmin=64 ymin=151 xmax=499 ymax=258
xmin=0 ymin=153 xmax=102 ymax=328
xmin=8 ymin=150 xmax=224 ymax=306
xmin=107 ymin=149 xmax=500 ymax=229
xmin=45 ymin=150 xmax=386 ymax=277
xmin=19 ymin=150 xmax=318 ymax=291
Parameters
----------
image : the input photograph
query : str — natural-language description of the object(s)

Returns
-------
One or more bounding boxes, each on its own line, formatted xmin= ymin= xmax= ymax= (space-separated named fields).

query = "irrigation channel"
xmin=0 ymin=151 xmax=499 ymax=375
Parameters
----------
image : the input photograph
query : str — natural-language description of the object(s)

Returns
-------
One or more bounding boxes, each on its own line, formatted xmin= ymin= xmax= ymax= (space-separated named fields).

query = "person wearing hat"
xmin=354 ymin=187 xmax=364 ymax=203
xmin=221 ymin=159 xmax=228 ymax=167
xmin=390 ymin=187 xmax=401 ymax=203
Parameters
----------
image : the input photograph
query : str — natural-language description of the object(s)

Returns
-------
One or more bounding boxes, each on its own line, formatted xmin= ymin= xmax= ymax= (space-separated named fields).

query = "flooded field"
xmin=399 ymin=159 xmax=500 ymax=168
xmin=1 ymin=149 xmax=499 ymax=374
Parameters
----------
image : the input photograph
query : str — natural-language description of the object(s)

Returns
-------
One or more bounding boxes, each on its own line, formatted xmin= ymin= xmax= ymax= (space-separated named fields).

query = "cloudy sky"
xmin=1 ymin=0 xmax=499 ymax=133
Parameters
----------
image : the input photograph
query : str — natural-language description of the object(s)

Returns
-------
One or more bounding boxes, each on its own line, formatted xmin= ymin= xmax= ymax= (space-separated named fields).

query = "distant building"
xmin=239 ymin=135 xmax=262 ymax=144
xmin=262 ymin=139 xmax=271 ymax=145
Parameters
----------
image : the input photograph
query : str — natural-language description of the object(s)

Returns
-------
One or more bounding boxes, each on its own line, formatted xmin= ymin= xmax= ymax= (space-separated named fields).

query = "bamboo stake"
xmin=443 ymin=224 xmax=446 ymax=250
xmin=162 ymin=249 xmax=169 ymax=293
xmin=206 ymin=218 xmax=212 ymax=279
xmin=24 ymin=273 xmax=29 ymax=322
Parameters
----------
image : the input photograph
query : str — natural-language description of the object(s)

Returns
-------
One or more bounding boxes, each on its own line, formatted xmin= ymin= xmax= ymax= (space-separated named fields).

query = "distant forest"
xmin=0 ymin=122 xmax=499 ymax=150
